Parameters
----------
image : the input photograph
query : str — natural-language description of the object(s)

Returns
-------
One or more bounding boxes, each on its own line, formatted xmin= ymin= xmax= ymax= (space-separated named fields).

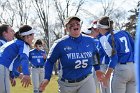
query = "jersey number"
xmin=75 ymin=59 xmax=88 ymax=69
xmin=120 ymin=37 xmax=130 ymax=53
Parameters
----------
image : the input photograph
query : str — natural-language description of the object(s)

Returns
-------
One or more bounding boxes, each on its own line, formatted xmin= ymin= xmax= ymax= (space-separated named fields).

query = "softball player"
xmin=0 ymin=25 xmax=34 ymax=93
xmin=0 ymin=24 xmax=16 ymax=86
xmin=39 ymin=16 xmax=105 ymax=93
xmin=29 ymin=39 xmax=46 ymax=93
xmin=96 ymin=16 xmax=135 ymax=93
xmin=88 ymin=21 xmax=111 ymax=93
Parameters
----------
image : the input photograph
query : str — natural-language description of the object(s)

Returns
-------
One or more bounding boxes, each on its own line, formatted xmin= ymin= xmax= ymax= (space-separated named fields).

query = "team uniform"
xmin=98 ymin=35 xmax=111 ymax=93
xmin=100 ymin=30 xmax=135 ymax=93
xmin=0 ymin=39 xmax=30 ymax=93
xmin=29 ymin=49 xmax=46 ymax=93
xmin=44 ymin=34 xmax=100 ymax=93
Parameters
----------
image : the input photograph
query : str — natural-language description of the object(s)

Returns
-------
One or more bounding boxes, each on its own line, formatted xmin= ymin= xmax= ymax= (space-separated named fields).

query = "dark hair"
xmin=99 ymin=16 xmax=116 ymax=56
xmin=0 ymin=24 xmax=9 ymax=36
xmin=15 ymin=25 xmax=32 ymax=40
xmin=35 ymin=39 xmax=43 ymax=45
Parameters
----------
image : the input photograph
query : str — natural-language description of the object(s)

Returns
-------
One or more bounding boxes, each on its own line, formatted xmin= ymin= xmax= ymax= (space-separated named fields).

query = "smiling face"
xmin=3 ymin=26 xmax=15 ymax=41
xmin=66 ymin=19 xmax=81 ymax=37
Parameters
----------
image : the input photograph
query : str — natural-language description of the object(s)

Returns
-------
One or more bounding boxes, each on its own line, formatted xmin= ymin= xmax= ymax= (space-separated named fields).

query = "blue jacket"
xmin=44 ymin=34 xmax=100 ymax=80
xmin=0 ymin=39 xmax=30 ymax=77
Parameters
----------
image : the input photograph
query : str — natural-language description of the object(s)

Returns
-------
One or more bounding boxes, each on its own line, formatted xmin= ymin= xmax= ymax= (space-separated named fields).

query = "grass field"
xmin=11 ymin=75 xmax=58 ymax=93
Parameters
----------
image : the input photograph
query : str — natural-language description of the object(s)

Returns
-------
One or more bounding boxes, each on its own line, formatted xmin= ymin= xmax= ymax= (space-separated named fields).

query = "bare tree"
xmin=0 ymin=0 xmax=16 ymax=26
xmin=53 ymin=0 xmax=85 ymax=35
xmin=111 ymin=9 xmax=127 ymax=30
xmin=14 ymin=0 xmax=31 ymax=26
xmin=31 ymin=0 xmax=50 ymax=49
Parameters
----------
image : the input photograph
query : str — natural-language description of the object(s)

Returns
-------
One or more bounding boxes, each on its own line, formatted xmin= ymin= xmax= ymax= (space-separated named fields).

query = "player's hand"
xmin=39 ymin=79 xmax=49 ymax=92
xmin=101 ymin=76 xmax=109 ymax=88
xmin=10 ymin=78 xmax=16 ymax=87
xmin=21 ymin=75 xmax=32 ymax=88
xmin=96 ymin=70 xmax=105 ymax=82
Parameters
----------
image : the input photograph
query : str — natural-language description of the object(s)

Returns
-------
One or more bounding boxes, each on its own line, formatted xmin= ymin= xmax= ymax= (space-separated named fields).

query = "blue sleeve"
xmin=17 ymin=41 xmax=30 ymax=75
xmin=20 ymin=53 xmax=30 ymax=75
xmin=44 ymin=41 xmax=60 ymax=80
xmin=93 ymin=65 xmax=100 ymax=70
xmin=108 ymin=54 xmax=118 ymax=69
xmin=10 ymin=70 xmax=20 ymax=79
xmin=44 ymin=60 xmax=55 ymax=80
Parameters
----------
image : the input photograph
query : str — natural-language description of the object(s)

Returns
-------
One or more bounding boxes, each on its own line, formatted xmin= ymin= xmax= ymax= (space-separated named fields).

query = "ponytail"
xmin=108 ymin=19 xmax=116 ymax=56
xmin=14 ymin=32 xmax=24 ymax=40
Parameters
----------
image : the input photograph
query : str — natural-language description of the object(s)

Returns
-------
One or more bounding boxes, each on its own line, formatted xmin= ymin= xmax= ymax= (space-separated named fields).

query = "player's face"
xmin=24 ymin=33 xmax=34 ymax=45
xmin=66 ymin=19 xmax=81 ymax=37
xmin=4 ymin=26 xmax=15 ymax=41
xmin=36 ymin=44 xmax=43 ymax=50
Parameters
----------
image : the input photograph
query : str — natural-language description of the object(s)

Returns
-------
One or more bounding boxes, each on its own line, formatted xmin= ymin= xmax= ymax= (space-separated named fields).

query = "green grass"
xmin=11 ymin=75 xmax=58 ymax=93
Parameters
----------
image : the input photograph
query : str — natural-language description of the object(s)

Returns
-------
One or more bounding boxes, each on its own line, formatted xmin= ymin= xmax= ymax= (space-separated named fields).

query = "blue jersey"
xmin=0 ymin=39 xmax=30 ymax=76
xmin=29 ymin=49 xmax=46 ymax=67
xmin=100 ymin=30 xmax=134 ymax=68
xmin=45 ymin=34 xmax=100 ymax=80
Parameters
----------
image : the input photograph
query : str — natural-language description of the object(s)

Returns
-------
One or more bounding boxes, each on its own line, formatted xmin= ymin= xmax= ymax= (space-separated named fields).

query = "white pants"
xmin=111 ymin=62 xmax=136 ymax=93
xmin=31 ymin=67 xmax=44 ymax=93
xmin=0 ymin=64 xmax=10 ymax=93
xmin=58 ymin=74 xmax=96 ymax=93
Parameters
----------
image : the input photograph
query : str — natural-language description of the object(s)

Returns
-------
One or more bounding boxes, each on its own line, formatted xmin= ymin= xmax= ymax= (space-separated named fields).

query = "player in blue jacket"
xmin=0 ymin=24 xmax=16 ymax=86
xmin=88 ymin=20 xmax=111 ymax=93
xmin=29 ymin=39 xmax=46 ymax=93
xmin=96 ymin=16 xmax=135 ymax=93
xmin=39 ymin=16 xmax=105 ymax=93
xmin=0 ymin=25 xmax=35 ymax=93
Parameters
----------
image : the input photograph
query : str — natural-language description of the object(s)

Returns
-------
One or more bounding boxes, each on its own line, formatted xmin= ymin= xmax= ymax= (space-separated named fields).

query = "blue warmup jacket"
xmin=45 ymin=34 xmax=100 ymax=80
xmin=99 ymin=30 xmax=134 ymax=69
xmin=29 ymin=49 xmax=46 ymax=67
xmin=0 ymin=39 xmax=30 ymax=77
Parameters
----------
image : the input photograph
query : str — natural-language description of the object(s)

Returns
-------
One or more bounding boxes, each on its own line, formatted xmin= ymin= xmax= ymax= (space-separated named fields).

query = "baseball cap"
xmin=88 ymin=21 xmax=98 ymax=30
xmin=82 ymin=29 xmax=92 ymax=35
xmin=64 ymin=16 xmax=81 ymax=27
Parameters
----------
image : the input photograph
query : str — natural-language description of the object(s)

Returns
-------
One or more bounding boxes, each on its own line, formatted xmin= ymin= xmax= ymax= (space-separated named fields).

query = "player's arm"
xmin=18 ymin=42 xmax=31 ymax=88
xmin=39 ymin=40 xmax=61 ymax=92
